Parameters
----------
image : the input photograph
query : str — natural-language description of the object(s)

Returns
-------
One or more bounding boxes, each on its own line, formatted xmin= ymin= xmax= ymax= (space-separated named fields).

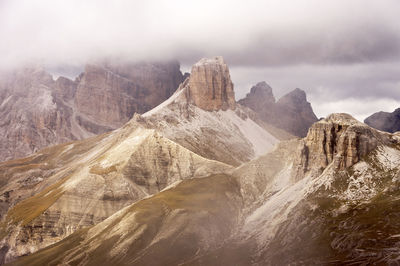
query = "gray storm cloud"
xmin=1 ymin=0 xmax=400 ymax=120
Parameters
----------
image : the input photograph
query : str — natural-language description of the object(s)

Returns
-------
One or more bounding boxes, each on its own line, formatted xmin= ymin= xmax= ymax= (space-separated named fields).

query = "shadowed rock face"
xmin=364 ymin=108 xmax=400 ymax=133
xmin=185 ymin=56 xmax=236 ymax=111
xmin=239 ymin=83 xmax=318 ymax=137
xmin=75 ymin=61 xmax=184 ymax=127
xmin=0 ymin=61 xmax=184 ymax=162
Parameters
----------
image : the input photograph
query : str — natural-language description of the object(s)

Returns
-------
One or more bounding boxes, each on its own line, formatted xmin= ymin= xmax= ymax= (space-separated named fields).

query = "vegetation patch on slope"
xmin=10 ymin=174 xmax=242 ymax=266
xmin=6 ymin=174 xmax=70 ymax=226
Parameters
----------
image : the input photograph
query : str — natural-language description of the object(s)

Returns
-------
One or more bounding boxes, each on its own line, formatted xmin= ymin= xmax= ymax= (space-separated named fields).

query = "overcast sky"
xmin=1 ymin=0 xmax=400 ymax=121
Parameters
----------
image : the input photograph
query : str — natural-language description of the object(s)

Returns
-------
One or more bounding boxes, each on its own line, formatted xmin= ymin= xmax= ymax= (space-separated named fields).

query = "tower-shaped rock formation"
xmin=185 ymin=56 xmax=235 ymax=111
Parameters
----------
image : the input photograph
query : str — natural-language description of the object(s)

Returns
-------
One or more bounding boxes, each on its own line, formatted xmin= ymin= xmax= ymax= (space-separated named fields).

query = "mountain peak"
xmin=249 ymin=81 xmax=274 ymax=99
xmin=324 ymin=113 xmax=361 ymax=126
xmin=194 ymin=56 xmax=225 ymax=66
xmin=295 ymin=112 xmax=383 ymax=179
xmin=365 ymin=108 xmax=400 ymax=133
xmin=278 ymin=88 xmax=307 ymax=104
xmin=185 ymin=56 xmax=236 ymax=111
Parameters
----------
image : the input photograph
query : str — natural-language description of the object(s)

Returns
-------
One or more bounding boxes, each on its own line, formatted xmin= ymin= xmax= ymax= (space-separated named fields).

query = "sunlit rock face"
xmin=293 ymin=113 xmax=383 ymax=180
xmin=185 ymin=56 xmax=236 ymax=111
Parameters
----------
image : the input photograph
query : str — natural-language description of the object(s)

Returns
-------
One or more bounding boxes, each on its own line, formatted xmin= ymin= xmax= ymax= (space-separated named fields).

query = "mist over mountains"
xmin=1 ymin=1 xmax=400 ymax=265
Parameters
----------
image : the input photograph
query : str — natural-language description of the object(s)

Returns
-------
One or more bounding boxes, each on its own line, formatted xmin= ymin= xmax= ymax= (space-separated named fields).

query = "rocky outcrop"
xmin=238 ymin=83 xmax=318 ymax=137
xmin=275 ymin=88 xmax=318 ymax=137
xmin=74 ymin=61 xmax=184 ymax=127
xmin=0 ymin=67 xmax=76 ymax=162
xmin=184 ymin=56 xmax=235 ymax=111
xmin=139 ymin=58 xmax=287 ymax=166
xmin=364 ymin=108 xmax=400 ymax=133
xmin=238 ymin=81 xmax=275 ymax=110
xmin=293 ymin=113 xmax=385 ymax=179
xmin=104 ymin=61 xmax=185 ymax=108
xmin=54 ymin=76 xmax=77 ymax=102
xmin=0 ymin=61 xmax=185 ymax=162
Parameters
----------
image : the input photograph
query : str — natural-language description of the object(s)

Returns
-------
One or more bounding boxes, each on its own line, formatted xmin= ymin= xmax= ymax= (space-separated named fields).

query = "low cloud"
xmin=1 ymin=0 xmax=400 ymax=68
xmin=1 ymin=0 xmax=400 ymax=119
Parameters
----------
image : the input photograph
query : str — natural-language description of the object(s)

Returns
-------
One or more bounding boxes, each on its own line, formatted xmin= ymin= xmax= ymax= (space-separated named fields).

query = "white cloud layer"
xmin=1 ymin=0 xmax=400 ymax=120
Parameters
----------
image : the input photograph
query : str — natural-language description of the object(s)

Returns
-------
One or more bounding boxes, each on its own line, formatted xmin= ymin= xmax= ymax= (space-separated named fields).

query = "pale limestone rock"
xmin=292 ymin=113 xmax=387 ymax=180
xmin=185 ymin=56 xmax=235 ymax=111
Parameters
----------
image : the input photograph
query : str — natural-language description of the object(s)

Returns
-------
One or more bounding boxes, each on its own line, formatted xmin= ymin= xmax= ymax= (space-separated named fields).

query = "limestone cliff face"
xmin=292 ymin=113 xmax=386 ymax=180
xmin=239 ymin=84 xmax=318 ymax=137
xmin=105 ymin=61 xmax=185 ymax=108
xmin=74 ymin=61 xmax=184 ymax=127
xmin=185 ymin=56 xmax=235 ymax=111
xmin=0 ymin=68 xmax=76 ymax=162
xmin=0 ymin=61 xmax=185 ymax=162
xmin=364 ymin=108 xmax=400 ymax=133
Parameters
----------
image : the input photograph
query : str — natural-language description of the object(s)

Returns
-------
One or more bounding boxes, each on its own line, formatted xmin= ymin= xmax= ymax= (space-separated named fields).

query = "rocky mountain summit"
xmin=0 ymin=67 xmax=76 ymax=162
xmin=239 ymin=82 xmax=318 ymax=137
xmin=11 ymin=113 xmax=400 ymax=265
xmin=364 ymin=107 xmax=400 ymax=133
xmin=0 ymin=61 xmax=185 ymax=162
xmin=140 ymin=57 xmax=291 ymax=166
xmin=186 ymin=56 xmax=236 ymax=111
